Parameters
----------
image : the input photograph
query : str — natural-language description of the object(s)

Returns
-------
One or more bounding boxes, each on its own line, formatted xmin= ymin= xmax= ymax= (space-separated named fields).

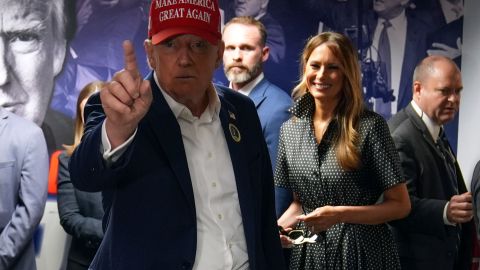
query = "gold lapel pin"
xmin=229 ymin=123 xmax=241 ymax=143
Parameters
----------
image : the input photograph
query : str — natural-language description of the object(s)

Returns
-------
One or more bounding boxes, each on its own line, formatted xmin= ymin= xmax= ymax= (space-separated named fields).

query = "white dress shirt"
xmin=101 ymin=73 xmax=249 ymax=269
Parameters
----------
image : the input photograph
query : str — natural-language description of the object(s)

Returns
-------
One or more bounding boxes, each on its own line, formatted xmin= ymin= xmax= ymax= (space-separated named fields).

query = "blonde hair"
xmin=293 ymin=32 xmax=364 ymax=170
xmin=63 ymin=81 xmax=104 ymax=156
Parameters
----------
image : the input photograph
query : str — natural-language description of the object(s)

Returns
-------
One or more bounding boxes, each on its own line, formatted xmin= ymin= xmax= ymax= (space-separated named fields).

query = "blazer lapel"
xmin=248 ymin=78 xmax=268 ymax=109
xmin=144 ymin=73 xmax=195 ymax=214
xmin=217 ymin=91 xmax=256 ymax=265
xmin=404 ymin=104 xmax=440 ymax=157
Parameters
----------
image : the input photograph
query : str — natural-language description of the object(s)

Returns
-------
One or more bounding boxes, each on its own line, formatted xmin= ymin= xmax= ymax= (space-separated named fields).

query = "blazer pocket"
xmin=0 ymin=161 xmax=14 ymax=179
xmin=0 ymin=161 xmax=15 ymax=215
xmin=0 ymin=160 xmax=14 ymax=169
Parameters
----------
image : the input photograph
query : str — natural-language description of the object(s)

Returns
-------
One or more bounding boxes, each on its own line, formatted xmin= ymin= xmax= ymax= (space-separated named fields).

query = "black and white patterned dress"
xmin=275 ymin=93 xmax=403 ymax=269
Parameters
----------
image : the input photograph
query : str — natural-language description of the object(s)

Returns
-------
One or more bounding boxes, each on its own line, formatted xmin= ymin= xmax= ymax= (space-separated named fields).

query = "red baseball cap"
xmin=148 ymin=0 xmax=221 ymax=45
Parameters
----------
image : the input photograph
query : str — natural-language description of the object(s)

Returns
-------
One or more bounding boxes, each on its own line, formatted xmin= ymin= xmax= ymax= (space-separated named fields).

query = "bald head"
xmin=412 ymin=55 xmax=462 ymax=125
xmin=413 ymin=55 xmax=460 ymax=85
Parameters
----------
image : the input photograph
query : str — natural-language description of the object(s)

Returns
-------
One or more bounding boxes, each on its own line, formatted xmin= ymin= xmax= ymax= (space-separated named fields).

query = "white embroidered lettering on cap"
xmin=149 ymin=0 xmax=221 ymax=45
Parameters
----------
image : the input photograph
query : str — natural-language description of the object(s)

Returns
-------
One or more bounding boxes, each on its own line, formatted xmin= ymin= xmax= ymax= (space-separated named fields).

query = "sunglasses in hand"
xmin=278 ymin=226 xmax=318 ymax=245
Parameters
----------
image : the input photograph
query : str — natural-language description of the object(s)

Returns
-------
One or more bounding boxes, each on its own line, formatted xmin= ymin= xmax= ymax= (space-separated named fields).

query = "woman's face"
xmin=304 ymin=43 xmax=344 ymax=103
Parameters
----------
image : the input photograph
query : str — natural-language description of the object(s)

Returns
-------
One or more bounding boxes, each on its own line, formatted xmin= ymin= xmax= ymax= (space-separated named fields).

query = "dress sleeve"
xmin=363 ymin=115 xmax=404 ymax=191
xmin=274 ymin=125 xmax=291 ymax=190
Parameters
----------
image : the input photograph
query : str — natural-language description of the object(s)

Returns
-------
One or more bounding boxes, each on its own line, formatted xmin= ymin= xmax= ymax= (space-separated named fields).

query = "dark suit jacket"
xmin=248 ymin=78 xmax=292 ymax=218
xmin=57 ymin=151 xmax=104 ymax=269
xmin=69 ymin=72 xmax=286 ymax=270
xmin=388 ymin=104 xmax=473 ymax=270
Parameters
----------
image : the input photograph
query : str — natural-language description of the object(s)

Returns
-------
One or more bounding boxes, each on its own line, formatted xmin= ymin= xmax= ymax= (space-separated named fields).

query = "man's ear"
xmin=53 ymin=40 xmax=67 ymax=76
xmin=413 ymin=81 xmax=422 ymax=100
xmin=261 ymin=46 xmax=270 ymax=63
xmin=144 ymin=39 xmax=155 ymax=69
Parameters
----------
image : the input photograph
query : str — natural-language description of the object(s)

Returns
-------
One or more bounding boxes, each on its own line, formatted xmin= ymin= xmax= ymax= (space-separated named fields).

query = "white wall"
xmin=458 ymin=0 xmax=480 ymax=190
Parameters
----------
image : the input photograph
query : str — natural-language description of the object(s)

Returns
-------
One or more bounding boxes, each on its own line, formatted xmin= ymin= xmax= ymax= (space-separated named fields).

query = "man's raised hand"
xmin=101 ymin=40 xmax=152 ymax=149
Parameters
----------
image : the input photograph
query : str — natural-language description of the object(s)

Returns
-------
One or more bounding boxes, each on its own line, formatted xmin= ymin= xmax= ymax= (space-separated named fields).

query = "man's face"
xmin=146 ymin=34 xmax=223 ymax=105
xmin=0 ymin=0 xmax=66 ymax=125
xmin=373 ymin=0 xmax=408 ymax=19
xmin=415 ymin=60 xmax=462 ymax=125
xmin=234 ymin=0 xmax=266 ymax=17
xmin=223 ymin=23 xmax=268 ymax=88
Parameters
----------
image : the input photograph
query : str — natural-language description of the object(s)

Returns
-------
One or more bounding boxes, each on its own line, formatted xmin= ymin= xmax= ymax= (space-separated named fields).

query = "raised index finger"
xmin=123 ymin=40 xmax=140 ymax=79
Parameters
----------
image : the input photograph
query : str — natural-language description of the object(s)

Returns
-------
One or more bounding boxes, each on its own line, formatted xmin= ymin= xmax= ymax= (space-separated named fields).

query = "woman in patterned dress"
xmin=275 ymin=32 xmax=410 ymax=269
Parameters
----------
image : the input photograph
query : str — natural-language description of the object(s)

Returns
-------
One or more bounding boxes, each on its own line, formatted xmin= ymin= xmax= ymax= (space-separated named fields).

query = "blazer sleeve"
xmin=57 ymin=152 xmax=103 ymax=246
xmin=69 ymin=93 xmax=133 ymax=192
xmin=0 ymin=126 xmax=48 ymax=269
xmin=273 ymin=125 xmax=294 ymax=217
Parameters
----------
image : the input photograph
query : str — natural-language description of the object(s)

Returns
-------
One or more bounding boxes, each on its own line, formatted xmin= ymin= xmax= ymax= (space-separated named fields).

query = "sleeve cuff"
xmin=443 ymin=201 xmax=457 ymax=226
xmin=101 ymin=120 xmax=137 ymax=164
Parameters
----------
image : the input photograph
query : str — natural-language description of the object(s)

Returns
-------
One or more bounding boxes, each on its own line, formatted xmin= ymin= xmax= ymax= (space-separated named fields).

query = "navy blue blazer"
xmin=69 ymin=72 xmax=286 ymax=270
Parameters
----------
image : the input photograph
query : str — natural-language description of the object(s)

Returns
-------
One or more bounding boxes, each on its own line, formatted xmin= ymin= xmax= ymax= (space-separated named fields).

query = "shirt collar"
xmin=229 ymin=73 xmax=264 ymax=96
xmin=378 ymin=9 xmax=406 ymax=30
xmin=411 ymin=100 xmax=441 ymax=141
xmin=154 ymin=72 xmax=221 ymax=123
xmin=290 ymin=92 xmax=315 ymax=119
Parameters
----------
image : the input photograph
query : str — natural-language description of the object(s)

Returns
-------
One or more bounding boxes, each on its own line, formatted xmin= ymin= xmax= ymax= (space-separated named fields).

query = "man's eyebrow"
xmin=2 ymin=12 xmax=48 ymax=34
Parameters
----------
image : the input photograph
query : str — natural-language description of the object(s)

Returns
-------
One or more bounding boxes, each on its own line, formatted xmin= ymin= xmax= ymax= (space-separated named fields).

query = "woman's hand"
xmin=296 ymin=205 xmax=342 ymax=234
xmin=278 ymin=226 xmax=294 ymax=248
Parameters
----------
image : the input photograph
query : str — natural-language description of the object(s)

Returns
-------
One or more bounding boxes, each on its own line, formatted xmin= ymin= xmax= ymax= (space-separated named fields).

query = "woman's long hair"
xmin=292 ymin=32 xmax=364 ymax=170
xmin=63 ymin=81 xmax=103 ymax=156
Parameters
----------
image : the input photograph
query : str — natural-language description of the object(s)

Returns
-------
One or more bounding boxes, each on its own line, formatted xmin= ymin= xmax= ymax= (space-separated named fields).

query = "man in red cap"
xmin=69 ymin=0 xmax=286 ymax=269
